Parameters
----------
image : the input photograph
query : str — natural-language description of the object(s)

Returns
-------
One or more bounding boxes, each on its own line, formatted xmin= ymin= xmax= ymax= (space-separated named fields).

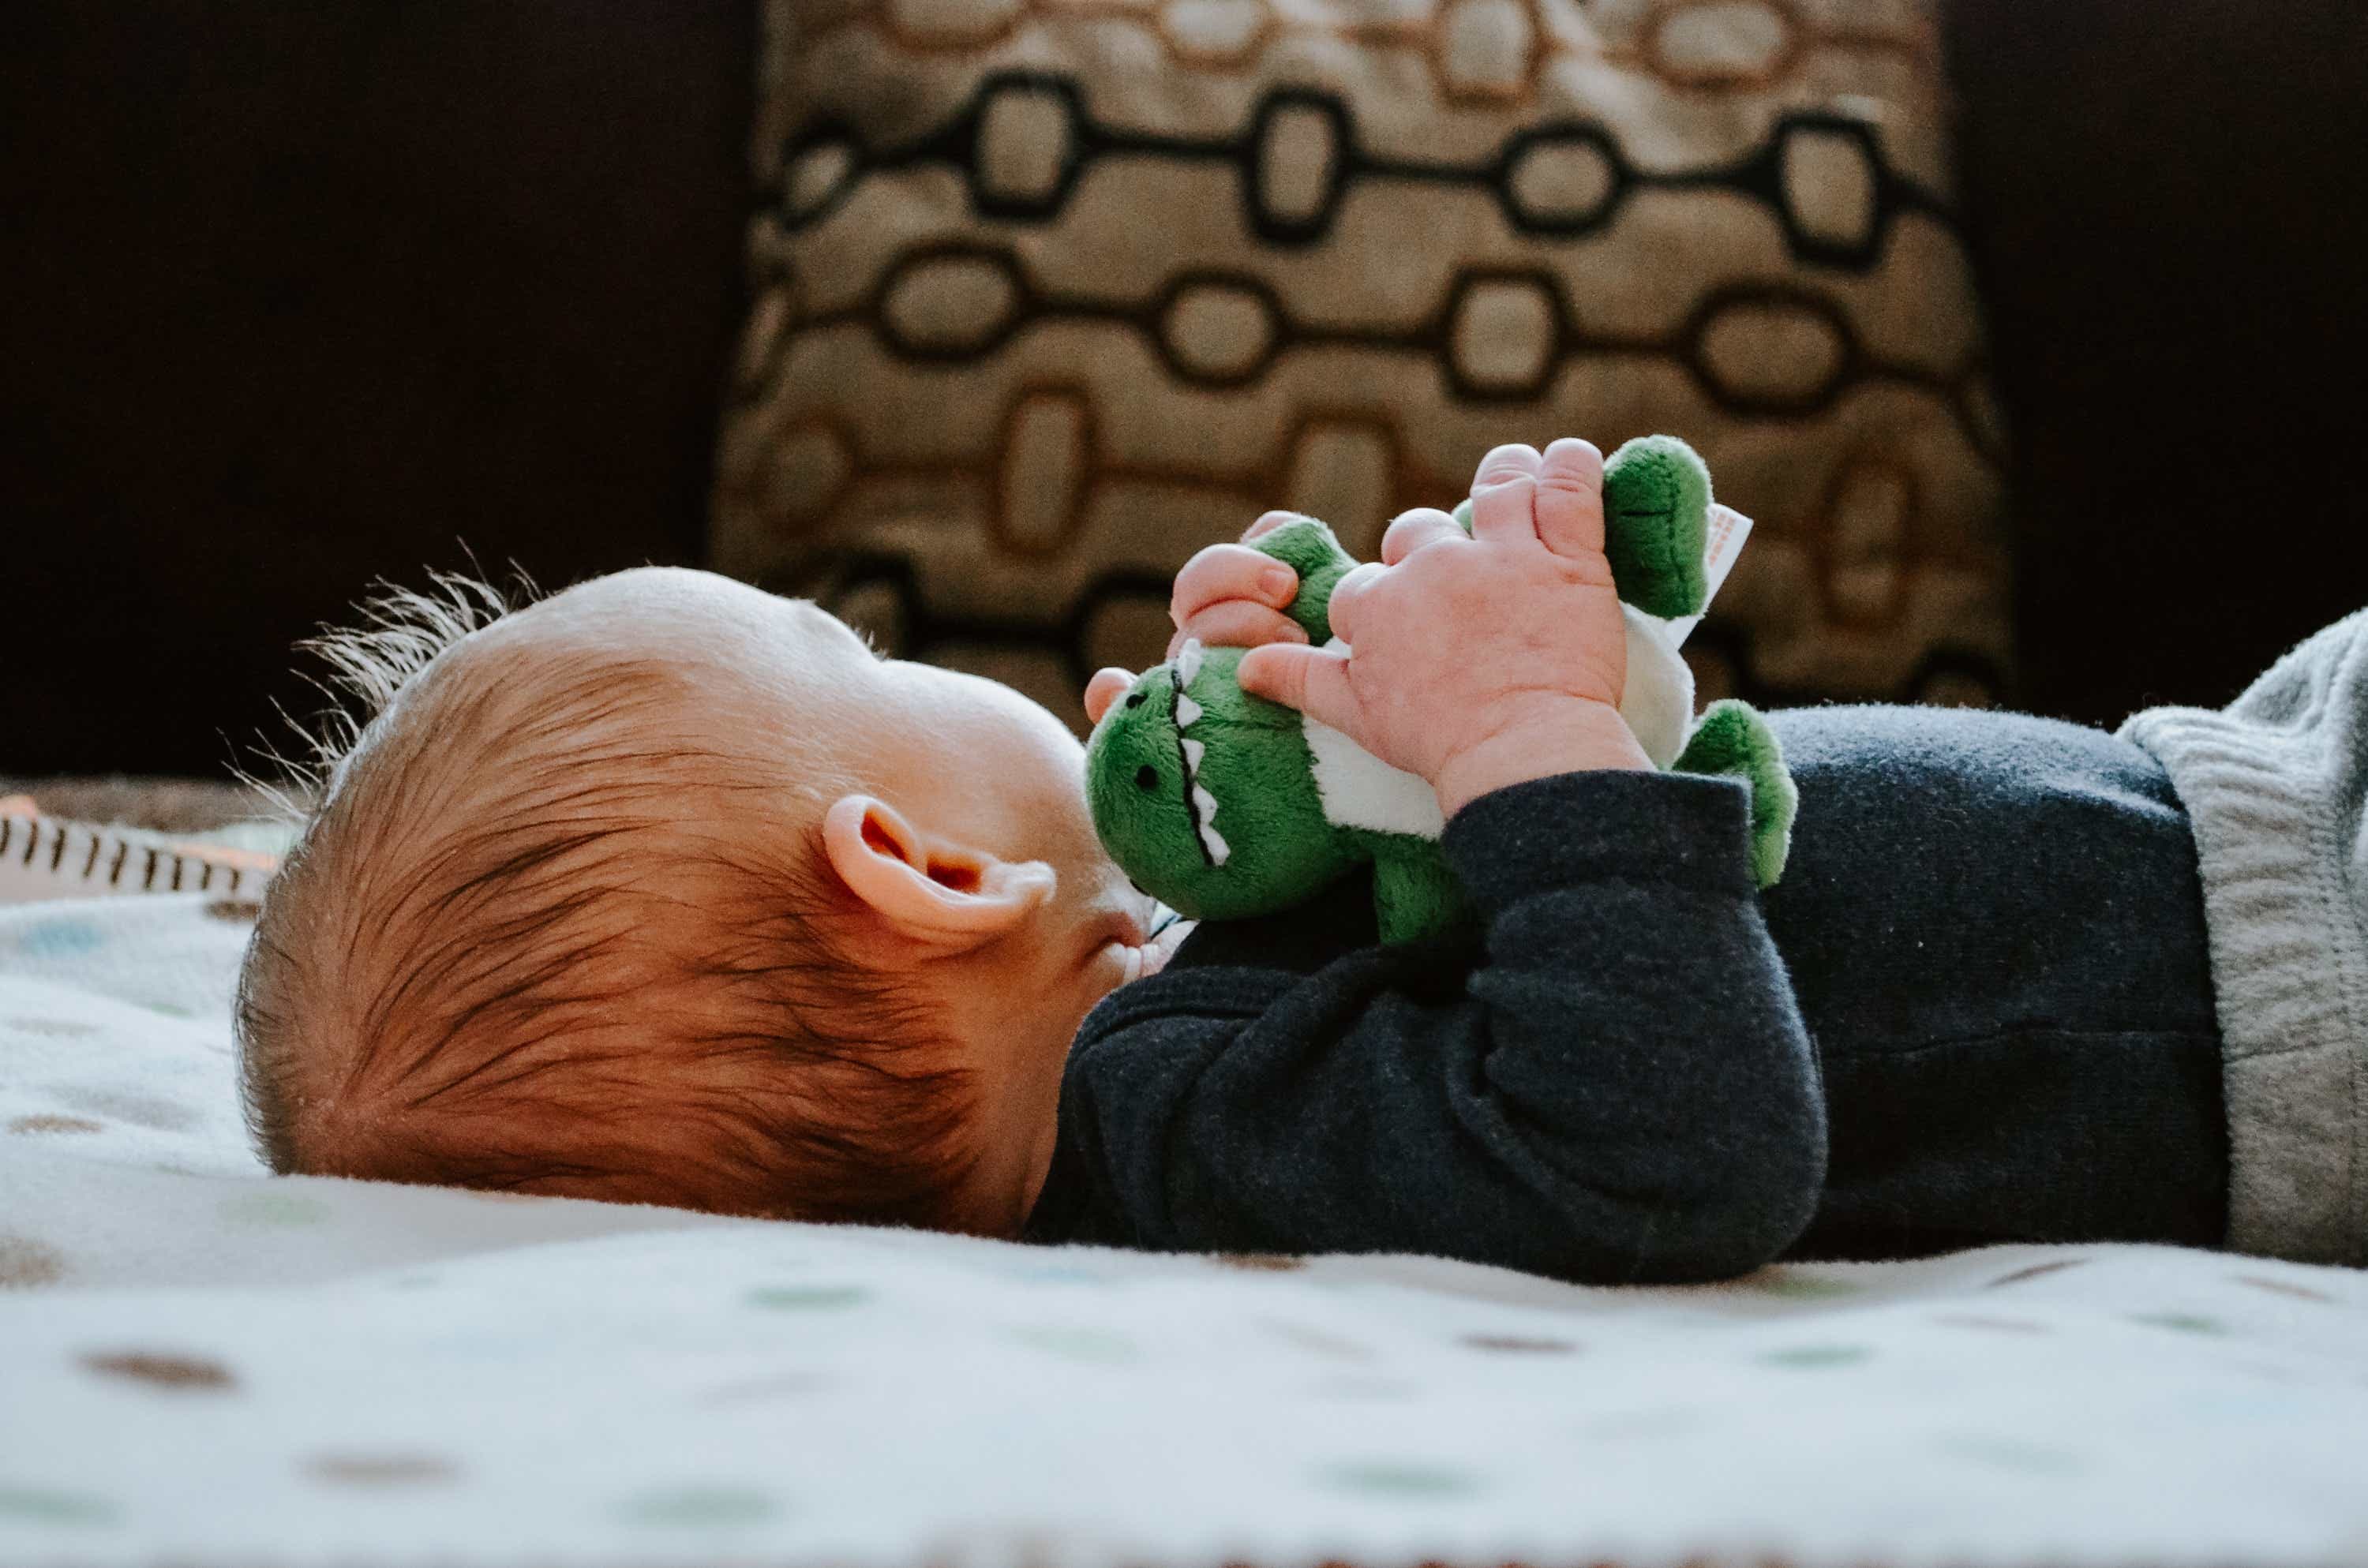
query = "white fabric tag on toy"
xmin=1658 ymin=503 xmax=1752 ymax=647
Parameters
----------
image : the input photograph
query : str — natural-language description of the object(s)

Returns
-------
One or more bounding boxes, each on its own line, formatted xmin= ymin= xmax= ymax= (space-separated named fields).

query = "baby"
xmin=238 ymin=440 xmax=2368 ymax=1278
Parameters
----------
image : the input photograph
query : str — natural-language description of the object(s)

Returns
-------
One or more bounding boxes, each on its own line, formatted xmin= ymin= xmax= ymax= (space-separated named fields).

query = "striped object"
xmin=0 ymin=807 xmax=276 ymax=905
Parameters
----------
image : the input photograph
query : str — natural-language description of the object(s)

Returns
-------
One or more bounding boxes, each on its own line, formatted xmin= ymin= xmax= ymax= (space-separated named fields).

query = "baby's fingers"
xmin=1322 ymin=561 xmax=1385 ymax=646
xmin=1167 ymin=603 xmax=1305 ymax=660
xmin=1532 ymin=437 xmax=1606 ymax=562
xmin=1172 ymin=544 xmax=1298 ymax=628
xmin=1469 ymin=443 xmax=1543 ymax=493
xmin=1380 ymin=507 xmax=1463 ymax=567
xmin=1084 ymin=667 xmax=1135 ymax=726
xmin=1237 ymin=642 xmax=1359 ymax=736
xmin=1468 ymin=474 xmax=1542 ymax=548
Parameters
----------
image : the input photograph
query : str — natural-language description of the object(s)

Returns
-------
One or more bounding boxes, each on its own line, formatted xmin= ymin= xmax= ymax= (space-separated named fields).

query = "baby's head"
xmin=236 ymin=567 xmax=1156 ymax=1234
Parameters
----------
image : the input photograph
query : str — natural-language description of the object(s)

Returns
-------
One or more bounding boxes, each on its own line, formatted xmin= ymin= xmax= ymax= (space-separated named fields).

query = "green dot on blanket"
xmin=744 ymin=1285 xmax=867 ymax=1310
xmin=617 ymin=1488 xmax=781 ymax=1528
xmin=1758 ymin=1343 xmax=1872 ymax=1368
xmin=217 ymin=1192 xmax=331 ymax=1226
xmin=1935 ymin=1435 xmax=2088 ymax=1476
xmin=1319 ymin=1461 xmax=1479 ymax=1499
xmin=1009 ymin=1324 xmax=1138 ymax=1363
xmin=0 ymin=1486 xmax=118 ymax=1527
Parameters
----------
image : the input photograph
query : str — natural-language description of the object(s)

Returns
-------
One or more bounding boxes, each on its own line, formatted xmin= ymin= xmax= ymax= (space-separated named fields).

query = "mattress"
xmin=3 ymin=891 xmax=2366 ymax=1567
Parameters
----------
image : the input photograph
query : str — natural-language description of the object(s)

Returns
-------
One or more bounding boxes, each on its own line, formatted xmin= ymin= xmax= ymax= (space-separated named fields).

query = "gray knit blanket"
xmin=2121 ymin=610 xmax=2368 ymax=1266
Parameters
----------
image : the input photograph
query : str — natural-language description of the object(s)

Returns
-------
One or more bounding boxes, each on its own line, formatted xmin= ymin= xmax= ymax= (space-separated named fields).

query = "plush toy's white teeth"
xmin=1174 ymin=638 xmax=1204 ymax=687
xmin=1193 ymin=788 xmax=1230 ymax=865
xmin=1175 ymin=694 xmax=1203 ymax=727
xmin=1175 ymin=725 xmax=1228 ymax=865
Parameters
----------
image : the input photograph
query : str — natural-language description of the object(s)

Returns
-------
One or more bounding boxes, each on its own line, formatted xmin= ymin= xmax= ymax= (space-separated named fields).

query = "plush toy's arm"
xmin=1672 ymin=699 xmax=1797 ymax=888
xmin=1248 ymin=516 xmax=1359 ymax=645
xmin=1364 ymin=835 xmax=1471 ymax=945
xmin=1601 ymin=436 xmax=1711 ymax=619
xmin=1448 ymin=436 xmax=1712 ymax=619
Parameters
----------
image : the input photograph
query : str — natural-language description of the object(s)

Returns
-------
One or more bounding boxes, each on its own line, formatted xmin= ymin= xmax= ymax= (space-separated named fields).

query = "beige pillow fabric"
xmin=712 ymin=0 xmax=2008 ymax=723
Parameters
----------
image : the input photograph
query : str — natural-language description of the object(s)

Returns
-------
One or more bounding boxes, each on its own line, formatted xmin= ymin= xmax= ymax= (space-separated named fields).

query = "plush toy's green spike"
xmin=1085 ymin=436 xmax=1794 ymax=946
xmin=1672 ymin=698 xmax=1797 ymax=888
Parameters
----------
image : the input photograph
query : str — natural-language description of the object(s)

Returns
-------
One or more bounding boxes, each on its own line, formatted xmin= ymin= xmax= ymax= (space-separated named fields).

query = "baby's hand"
xmin=1238 ymin=440 xmax=1649 ymax=818
xmin=1163 ymin=509 xmax=1312 ymax=660
xmin=1084 ymin=511 xmax=1310 ymax=727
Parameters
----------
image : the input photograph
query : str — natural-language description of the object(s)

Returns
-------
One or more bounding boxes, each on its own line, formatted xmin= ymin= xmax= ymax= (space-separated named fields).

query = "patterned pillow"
xmin=710 ymin=0 xmax=2009 ymax=723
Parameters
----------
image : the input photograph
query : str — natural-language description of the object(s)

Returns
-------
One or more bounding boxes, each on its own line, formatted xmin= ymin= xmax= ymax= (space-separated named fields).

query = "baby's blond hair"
xmin=235 ymin=576 xmax=982 ymax=1226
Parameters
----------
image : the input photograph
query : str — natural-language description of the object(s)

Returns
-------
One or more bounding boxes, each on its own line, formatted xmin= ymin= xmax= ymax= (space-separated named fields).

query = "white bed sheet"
xmin=3 ymin=895 xmax=2366 ymax=1568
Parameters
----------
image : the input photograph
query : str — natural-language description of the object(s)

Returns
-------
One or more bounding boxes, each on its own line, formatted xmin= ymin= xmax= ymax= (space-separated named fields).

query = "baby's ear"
xmin=820 ymin=795 xmax=1055 ymax=953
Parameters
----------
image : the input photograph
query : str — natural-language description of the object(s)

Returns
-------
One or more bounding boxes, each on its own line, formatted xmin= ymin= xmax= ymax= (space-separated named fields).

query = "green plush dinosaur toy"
xmin=1085 ymin=436 xmax=1797 ymax=945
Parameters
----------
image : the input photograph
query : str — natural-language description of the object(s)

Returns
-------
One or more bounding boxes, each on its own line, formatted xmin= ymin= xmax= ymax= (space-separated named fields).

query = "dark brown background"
xmin=2 ymin=2 xmax=753 ymax=775
xmin=2 ymin=0 xmax=2362 ymax=776
xmin=1948 ymin=0 xmax=2368 ymax=720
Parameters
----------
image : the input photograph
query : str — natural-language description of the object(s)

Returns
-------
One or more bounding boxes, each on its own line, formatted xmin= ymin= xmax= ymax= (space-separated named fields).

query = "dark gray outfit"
xmin=1027 ymin=706 xmax=2227 ymax=1283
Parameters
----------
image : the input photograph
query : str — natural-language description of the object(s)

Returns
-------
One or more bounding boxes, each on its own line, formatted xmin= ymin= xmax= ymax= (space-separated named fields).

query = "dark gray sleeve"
xmin=1042 ymin=770 xmax=1828 ymax=1285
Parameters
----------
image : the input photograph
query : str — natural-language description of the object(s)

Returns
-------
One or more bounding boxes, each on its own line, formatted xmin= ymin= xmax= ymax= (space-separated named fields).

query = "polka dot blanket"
xmin=3 ymin=895 xmax=2366 ymax=1567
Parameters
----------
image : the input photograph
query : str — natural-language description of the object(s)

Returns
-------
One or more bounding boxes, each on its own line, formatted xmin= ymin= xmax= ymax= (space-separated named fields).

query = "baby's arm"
xmin=1047 ymin=769 xmax=1827 ymax=1285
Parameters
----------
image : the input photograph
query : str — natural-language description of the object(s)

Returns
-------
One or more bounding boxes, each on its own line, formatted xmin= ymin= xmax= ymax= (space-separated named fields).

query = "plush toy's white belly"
xmin=1616 ymin=603 xmax=1695 ymax=771
xmin=1302 ymin=716 xmax=1446 ymax=838
xmin=1300 ymin=606 xmax=1695 ymax=840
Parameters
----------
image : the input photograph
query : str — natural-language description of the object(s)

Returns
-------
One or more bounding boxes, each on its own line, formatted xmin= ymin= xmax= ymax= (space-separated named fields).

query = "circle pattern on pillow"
xmin=714 ymin=0 xmax=2007 ymax=720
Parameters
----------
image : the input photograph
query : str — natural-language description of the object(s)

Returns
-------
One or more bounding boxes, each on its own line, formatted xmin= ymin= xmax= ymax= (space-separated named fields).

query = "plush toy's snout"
xmin=1085 ymin=645 xmax=1362 ymax=924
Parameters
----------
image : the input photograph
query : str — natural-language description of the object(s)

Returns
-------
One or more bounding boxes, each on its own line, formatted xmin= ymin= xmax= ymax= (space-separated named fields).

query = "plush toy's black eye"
xmin=1124 ymin=690 xmax=1146 ymax=709
xmin=1133 ymin=765 xmax=1159 ymax=792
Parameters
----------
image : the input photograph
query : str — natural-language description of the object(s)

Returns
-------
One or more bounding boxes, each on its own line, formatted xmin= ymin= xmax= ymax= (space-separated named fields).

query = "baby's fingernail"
xmin=1261 ymin=566 xmax=1296 ymax=600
